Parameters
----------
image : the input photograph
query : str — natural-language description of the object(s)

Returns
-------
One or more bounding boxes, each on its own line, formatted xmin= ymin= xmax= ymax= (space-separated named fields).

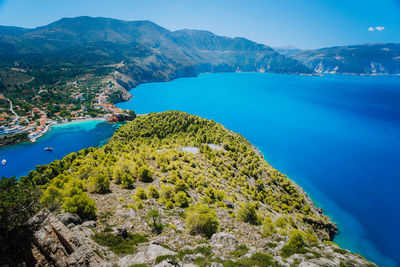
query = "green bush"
xmin=160 ymin=184 xmax=175 ymax=200
xmin=134 ymin=188 xmax=148 ymax=200
xmin=92 ymin=232 xmax=148 ymax=255
xmin=147 ymin=185 xmax=159 ymax=198
xmin=62 ymin=191 xmax=97 ymax=220
xmin=120 ymin=173 xmax=135 ymax=189
xmin=262 ymin=217 xmax=277 ymax=237
xmin=89 ymin=172 xmax=110 ymax=194
xmin=185 ymin=203 xmax=219 ymax=238
xmin=281 ymin=230 xmax=308 ymax=257
xmin=41 ymin=185 xmax=62 ymax=208
xmin=230 ymin=245 xmax=249 ymax=258
xmin=174 ymin=180 xmax=189 ymax=192
xmin=137 ymin=165 xmax=153 ymax=182
xmin=275 ymin=216 xmax=288 ymax=228
xmin=236 ymin=203 xmax=260 ymax=225
xmin=174 ymin=191 xmax=190 ymax=208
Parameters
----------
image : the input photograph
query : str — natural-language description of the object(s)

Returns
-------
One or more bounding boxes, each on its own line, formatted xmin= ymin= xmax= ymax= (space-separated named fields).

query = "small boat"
xmin=1 ymin=159 xmax=6 ymax=165
xmin=44 ymin=147 xmax=53 ymax=151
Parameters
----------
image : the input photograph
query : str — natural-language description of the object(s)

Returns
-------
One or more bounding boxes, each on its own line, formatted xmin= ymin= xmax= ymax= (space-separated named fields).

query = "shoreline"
xmin=30 ymin=117 xmax=107 ymax=143
xmin=0 ymin=117 xmax=107 ymax=149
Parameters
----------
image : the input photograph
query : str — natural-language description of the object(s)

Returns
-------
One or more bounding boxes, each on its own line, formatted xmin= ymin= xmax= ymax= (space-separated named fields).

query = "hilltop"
xmin=4 ymin=111 xmax=375 ymax=266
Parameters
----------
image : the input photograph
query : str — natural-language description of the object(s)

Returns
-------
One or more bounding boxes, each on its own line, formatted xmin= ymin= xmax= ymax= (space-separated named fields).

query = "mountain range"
xmin=1 ymin=16 xmax=400 ymax=93
xmin=290 ymin=43 xmax=400 ymax=75
xmin=0 ymin=16 xmax=313 ymax=87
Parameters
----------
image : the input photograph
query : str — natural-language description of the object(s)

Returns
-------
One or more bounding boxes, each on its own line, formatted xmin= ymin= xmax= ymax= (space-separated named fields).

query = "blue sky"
xmin=0 ymin=0 xmax=399 ymax=49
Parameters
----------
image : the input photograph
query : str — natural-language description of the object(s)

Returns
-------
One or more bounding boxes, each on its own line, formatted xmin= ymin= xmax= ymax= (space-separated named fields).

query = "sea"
xmin=117 ymin=73 xmax=400 ymax=267
xmin=1 ymin=72 xmax=399 ymax=266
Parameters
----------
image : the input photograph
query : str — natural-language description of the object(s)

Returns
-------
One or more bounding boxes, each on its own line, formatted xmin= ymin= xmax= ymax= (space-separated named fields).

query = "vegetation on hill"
xmin=2 ymin=111 xmax=375 ymax=266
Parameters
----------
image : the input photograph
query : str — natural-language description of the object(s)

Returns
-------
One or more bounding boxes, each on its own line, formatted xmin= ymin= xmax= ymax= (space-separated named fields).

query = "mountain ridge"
xmin=291 ymin=43 xmax=400 ymax=74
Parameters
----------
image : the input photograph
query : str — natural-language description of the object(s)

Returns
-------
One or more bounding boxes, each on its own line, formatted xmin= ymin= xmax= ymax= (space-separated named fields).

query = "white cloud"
xmin=368 ymin=26 xmax=385 ymax=32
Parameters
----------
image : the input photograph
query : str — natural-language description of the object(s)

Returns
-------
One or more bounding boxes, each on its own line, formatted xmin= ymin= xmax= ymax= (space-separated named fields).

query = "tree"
xmin=62 ymin=191 xmax=97 ymax=220
xmin=0 ymin=178 xmax=42 ymax=265
xmin=281 ymin=230 xmax=308 ymax=257
xmin=185 ymin=203 xmax=219 ymax=238
xmin=146 ymin=209 xmax=162 ymax=234
xmin=89 ymin=172 xmax=110 ymax=194
xmin=174 ymin=191 xmax=189 ymax=208
xmin=237 ymin=202 xmax=260 ymax=225
xmin=137 ymin=165 xmax=153 ymax=182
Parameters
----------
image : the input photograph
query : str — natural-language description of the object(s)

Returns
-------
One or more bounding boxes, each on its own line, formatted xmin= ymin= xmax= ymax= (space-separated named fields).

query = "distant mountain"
xmin=272 ymin=45 xmax=302 ymax=56
xmin=0 ymin=16 xmax=313 ymax=84
xmin=291 ymin=43 xmax=400 ymax=74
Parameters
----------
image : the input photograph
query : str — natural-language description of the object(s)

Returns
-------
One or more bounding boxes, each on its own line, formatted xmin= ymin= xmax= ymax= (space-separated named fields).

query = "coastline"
xmin=30 ymin=117 xmax=107 ymax=143
xmin=0 ymin=117 xmax=107 ymax=149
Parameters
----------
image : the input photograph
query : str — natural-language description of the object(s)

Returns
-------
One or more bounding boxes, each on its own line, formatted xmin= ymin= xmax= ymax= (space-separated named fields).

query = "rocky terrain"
xmin=20 ymin=111 xmax=376 ymax=267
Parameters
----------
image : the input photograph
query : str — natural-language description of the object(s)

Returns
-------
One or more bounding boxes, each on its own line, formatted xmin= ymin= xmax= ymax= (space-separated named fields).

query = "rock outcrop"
xmin=28 ymin=211 xmax=109 ymax=267
xmin=118 ymin=243 xmax=176 ymax=267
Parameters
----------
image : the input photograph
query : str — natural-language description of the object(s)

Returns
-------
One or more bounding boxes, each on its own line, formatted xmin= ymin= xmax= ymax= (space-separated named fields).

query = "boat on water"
xmin=1 ymin=159 xmax=6 ymax=165
xmin=44 ymin=147 xmax=53 ymax=151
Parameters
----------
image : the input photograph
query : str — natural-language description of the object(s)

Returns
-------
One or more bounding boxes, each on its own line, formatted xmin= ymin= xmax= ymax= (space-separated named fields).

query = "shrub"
xmin=236 ymin=203 xmax=260 ymax=225
xmin=147 ymin=185 xmax=159 ymax=198
xmin=134 ymin=188 xmax=148 ymax=200
xmin=165 ymin=200 xmax=174 ymax=209
xmin=281 ymin=230 xmax=307 ymax=257
xmin=120 ymin=173 xmax=135 ymax=189
xmin=92 ymin=232 xmax=148 ymax=255
xmin=89 ymin=172 xmax=110 ymax=194
xmin=174 ymin=191 xmax=190 ymax=208
xmin=137 ymin=165 xmax=153 ymax=182
xmin=62 ymin=191 xmax=97 ymax=220
xmin=174 ymin=180 xmax=189 ymax=192
xmin=275 ymin=216 xmax=288 ymax=228
xmin=230 ymin=245 xmax=249 ymax=258
xmin=185 ymin=203 xmax=219 ymax=238
xmin=262 ymin=217 xmax=277 ymax=237
xmin=41 ymin=185 xmax=62 ymax=208
xmin=160 ymin=184 xmax=175 ymax=200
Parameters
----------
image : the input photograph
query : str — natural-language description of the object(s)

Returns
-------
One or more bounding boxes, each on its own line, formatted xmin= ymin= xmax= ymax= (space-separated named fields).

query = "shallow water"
xmin=117 ymin=72 xmax=400 ymax=266
xmin=0 ymin=120 xmax=118 ymax=178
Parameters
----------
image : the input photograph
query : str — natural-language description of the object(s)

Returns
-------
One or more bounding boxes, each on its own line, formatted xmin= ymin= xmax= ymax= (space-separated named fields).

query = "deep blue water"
xmin=0 ymin=120 xmax=118 ymax=178
xmin=117 ymin=73 xmax=400 ymax=267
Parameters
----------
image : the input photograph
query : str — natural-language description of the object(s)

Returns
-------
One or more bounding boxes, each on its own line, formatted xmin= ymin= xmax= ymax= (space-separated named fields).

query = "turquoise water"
xmin=0 ymin=120 xmax=118 ymax=178
xmin=117 ymin=72 xmax=400 ymax=267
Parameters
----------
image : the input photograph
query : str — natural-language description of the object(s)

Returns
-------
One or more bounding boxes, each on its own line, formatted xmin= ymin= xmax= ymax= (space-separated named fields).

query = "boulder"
xmin=155 ymin=259 xmax=177 ymax=267
xmin=210 ymin=232 xmax=238 ymax=254
xmin=118 ymin=244 xmax=176 ymax=267
xmin=57 ymin=212 xmax=82 ymax=226
xmin=82 ymin=220 xmax=97 ymax=228
xmin=210 ymin=232 xmax=238 ymax=247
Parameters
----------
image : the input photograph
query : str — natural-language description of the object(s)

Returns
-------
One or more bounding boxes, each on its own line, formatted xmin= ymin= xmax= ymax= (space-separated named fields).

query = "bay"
xmin=0 ymin=120 xmax=118 ymax=178
xmin=117 ymin=72 xmax=400 ymax=267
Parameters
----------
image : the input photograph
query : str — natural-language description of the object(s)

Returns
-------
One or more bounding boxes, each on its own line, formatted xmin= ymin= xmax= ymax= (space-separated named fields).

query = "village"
xmin=0 ymin=78 xmax=134 ymax=144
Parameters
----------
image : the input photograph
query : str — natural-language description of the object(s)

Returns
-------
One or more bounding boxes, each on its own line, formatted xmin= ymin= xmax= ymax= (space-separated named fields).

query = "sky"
xmin=0 ymin=0 xmax=399 ymax=49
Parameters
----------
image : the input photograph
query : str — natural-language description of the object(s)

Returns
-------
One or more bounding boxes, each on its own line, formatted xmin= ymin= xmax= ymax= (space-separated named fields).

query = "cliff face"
xmin=22 ymin=111 xmax=376 ymax=267
xmin=292 ymin=43 xmax=400 ymax=74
